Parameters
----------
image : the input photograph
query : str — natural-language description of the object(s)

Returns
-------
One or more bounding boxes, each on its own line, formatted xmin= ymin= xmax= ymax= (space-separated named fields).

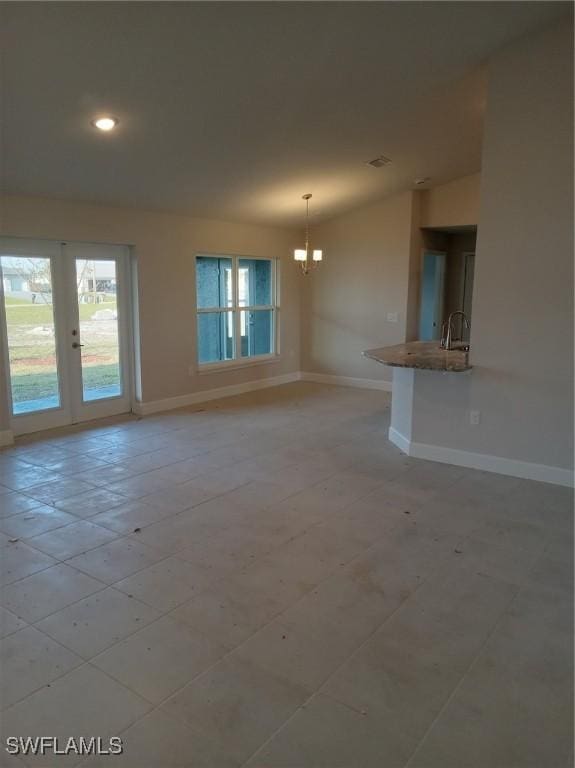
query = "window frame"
xmin=195 ymin=253 xmax=280 ymax=372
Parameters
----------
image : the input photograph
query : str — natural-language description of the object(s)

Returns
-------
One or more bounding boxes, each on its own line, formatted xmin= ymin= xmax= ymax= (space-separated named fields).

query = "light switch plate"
xmin=386 ymin=312 xmax=398 ymax=323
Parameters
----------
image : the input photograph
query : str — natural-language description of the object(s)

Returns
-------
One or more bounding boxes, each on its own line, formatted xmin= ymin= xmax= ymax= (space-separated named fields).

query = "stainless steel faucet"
xmin=441 ymin=311 xmax=470 ymax=350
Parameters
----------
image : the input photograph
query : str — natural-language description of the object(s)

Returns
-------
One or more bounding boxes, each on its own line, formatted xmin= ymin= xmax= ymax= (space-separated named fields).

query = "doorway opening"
xmin=418 ymin=226 xmax=477 ymax=343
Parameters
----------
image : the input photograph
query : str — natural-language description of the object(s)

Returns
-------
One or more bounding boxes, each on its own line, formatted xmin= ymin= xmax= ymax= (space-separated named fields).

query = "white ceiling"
xmin=1 ymin=2 xmax=569 ymax=226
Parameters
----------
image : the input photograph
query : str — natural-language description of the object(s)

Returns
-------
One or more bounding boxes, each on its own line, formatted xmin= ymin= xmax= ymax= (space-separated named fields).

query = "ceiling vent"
xmin=366 ymin=155 xmax=391 ymax=168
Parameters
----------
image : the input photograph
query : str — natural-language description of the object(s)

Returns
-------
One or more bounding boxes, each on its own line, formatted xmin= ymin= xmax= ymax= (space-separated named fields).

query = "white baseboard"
xmin=132 ymin=373 xmax=572 ymax=487
xmin=132 ymin=371 xmax=302 ymax=416
xmin=0 ymin=429 xmax=14 ymax=448
xmin=389 ymin=427 xmax=574 ymax=488
xmin=133 ymin=370 xmax=392 ymax=417
xmin=301 ymin=372 xmax=392 ymax=392
xmin=388 ymin=426 xmax=411 ymax=454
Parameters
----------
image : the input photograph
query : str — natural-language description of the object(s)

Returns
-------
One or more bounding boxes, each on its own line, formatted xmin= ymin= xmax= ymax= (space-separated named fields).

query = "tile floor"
xmin=0 ymin=382 xmax=572 ymax=767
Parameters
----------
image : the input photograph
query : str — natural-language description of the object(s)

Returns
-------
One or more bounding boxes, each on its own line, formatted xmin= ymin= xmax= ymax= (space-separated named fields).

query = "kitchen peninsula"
xmin=363 ymin=340 xmax=472 ymax=457
xmin=364 ymin=341 xmax=471 ymax=373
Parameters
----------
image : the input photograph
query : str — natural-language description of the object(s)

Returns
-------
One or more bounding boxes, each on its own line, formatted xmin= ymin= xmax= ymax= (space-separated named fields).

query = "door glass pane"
xmin=238 ymin=259 xmax=272 ymax=306
xmin=197 ymin=311 xmax=234 ymax=363
xmin=1 ymin=256 xmax=61 ymax=414
xmin=196 ymin=257 xmax=233 ymax=309
xmin=75 ymin=259 xmax=122 ymax=402
xmin=240 ymin=309 xmax=273 ymax=357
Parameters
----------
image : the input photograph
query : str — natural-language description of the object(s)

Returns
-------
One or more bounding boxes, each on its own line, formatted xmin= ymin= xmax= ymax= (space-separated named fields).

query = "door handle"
xmin=72 ymin=342 xmax=84 ymax=349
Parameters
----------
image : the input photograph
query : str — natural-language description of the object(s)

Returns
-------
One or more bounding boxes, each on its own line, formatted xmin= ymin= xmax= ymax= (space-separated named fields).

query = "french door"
xmin=0 ymin=238 xmax=133 ymax=435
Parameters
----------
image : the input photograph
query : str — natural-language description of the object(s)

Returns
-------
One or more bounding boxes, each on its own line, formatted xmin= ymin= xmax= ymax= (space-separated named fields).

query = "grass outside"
xmin=4 ymin=296 xmax=120 ymax=404
xmin=5 ymin=298 xmax=117 ymax=325
xmin=11 ymin=364 xmax=121 ymax=403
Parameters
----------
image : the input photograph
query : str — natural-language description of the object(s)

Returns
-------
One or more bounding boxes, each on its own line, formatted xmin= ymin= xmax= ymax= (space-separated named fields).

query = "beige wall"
xmin=1 ymin=17 xmax=571 ymax=478
xmin=0 ymin=196 xmax=300 ymax=424
xmin=301 ymin=191 xmax=419 ymax=382
xmin=0 ymin=181 xmax=478 ymax=427
xmin=300 ymin=175 xmax=480 ymax=379
xmin=420 ymin=173 xmax=480 ymax=228
xmin=300 ymin=18 xmax=572 ymax=473
xmin=412 ymin=20 xmax=573 ymax=471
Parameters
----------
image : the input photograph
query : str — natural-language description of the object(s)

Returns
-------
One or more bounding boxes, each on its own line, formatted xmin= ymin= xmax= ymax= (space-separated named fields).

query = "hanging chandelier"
xmin=294 ymin=193 xmax=323 ymax=275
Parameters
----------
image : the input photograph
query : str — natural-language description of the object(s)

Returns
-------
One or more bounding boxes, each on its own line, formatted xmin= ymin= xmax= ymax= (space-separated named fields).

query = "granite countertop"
xmin=363 ymin=340 xmax=472 ymax=372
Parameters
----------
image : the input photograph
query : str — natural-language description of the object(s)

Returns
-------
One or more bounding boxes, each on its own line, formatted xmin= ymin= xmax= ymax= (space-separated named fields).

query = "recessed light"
xmin=91 ymin=116 xmax=119 ymax=132
xmin=414 ymin=177 xmax=430 ymax=186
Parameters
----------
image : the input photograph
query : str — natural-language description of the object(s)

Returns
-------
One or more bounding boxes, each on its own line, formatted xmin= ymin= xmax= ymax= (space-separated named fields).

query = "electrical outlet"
xmin=386 ymin=312 xmax=398 ymax=323
xmin=469 ymin=410 xmax=481 ymax=426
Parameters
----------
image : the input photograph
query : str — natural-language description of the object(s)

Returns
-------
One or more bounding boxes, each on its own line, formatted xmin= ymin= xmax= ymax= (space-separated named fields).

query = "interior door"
xmin=0 ymin=238 xmax=132 ymax=436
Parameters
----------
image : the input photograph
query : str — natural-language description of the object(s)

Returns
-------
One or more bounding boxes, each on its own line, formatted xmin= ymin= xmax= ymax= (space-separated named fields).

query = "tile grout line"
xmin=0 ymin=437 xmax=354 ymax=621
xmin=0 ymin=414 xmax=436 ymax=704
xmin=0 ymin=481 xmax=525 ymax=728
xmin=235 ymin=477 xmax=539 ymax=766
xmin=4 ymin=384 xmax=564 ymax=765
xmin=401 ymin=534 xmax=552 ymax=768
xmin=236 ymin=532 xmax=464 ymax=768
xmin=1 ymin=457 xmax=386 ymax=711
xmin=70 ymin=495 xmax=417 ymax=751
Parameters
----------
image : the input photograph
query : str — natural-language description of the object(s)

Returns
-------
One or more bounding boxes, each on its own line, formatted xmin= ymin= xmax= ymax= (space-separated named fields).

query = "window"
xmin=196 ymin=255 xmax=278 ymax=366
